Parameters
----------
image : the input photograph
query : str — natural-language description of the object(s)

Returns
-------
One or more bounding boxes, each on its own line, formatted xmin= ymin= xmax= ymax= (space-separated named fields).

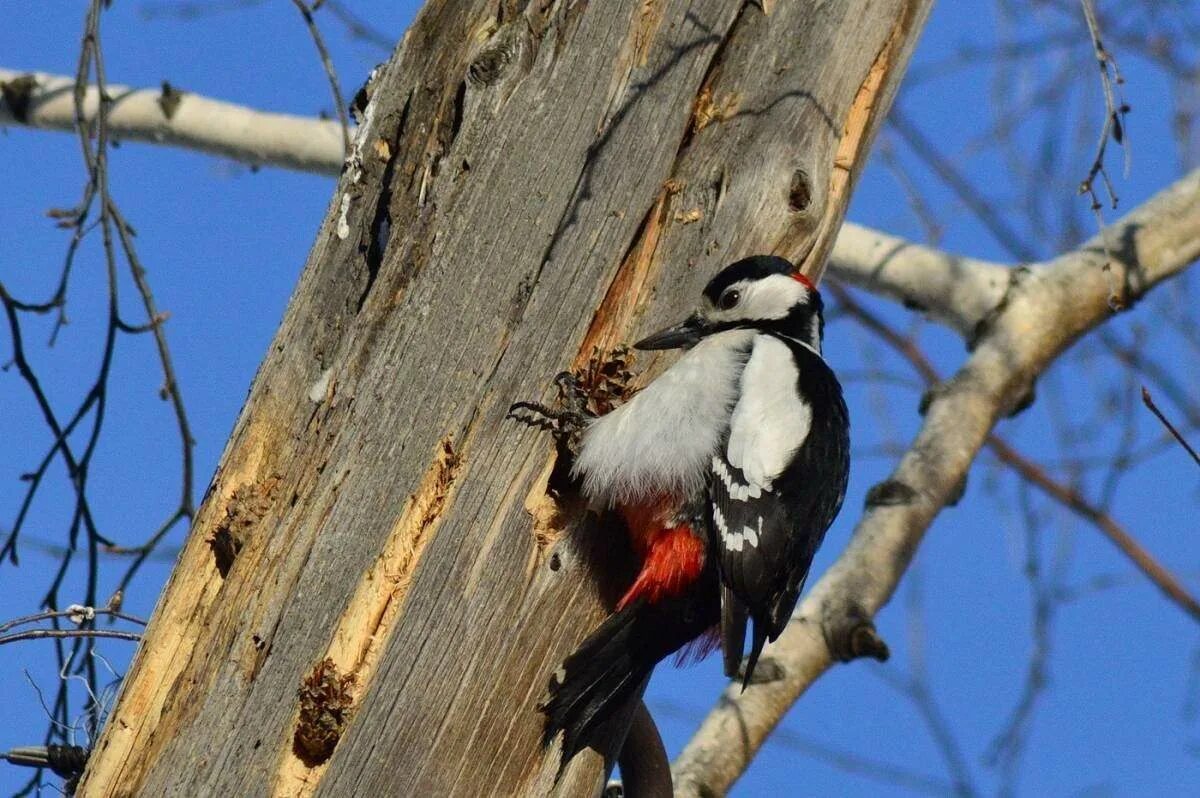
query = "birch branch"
xmin=0 ymin=69 xmax=345 ymax=175
xmin=672 ymin=168 xmax=1200 ymax=796
xmin=827 ymin=222 xmax=1008 ymax=337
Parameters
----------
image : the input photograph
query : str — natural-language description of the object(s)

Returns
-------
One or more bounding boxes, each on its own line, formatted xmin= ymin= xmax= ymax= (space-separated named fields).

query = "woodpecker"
xmin=517 ymin=255 xmax=850 ymax=767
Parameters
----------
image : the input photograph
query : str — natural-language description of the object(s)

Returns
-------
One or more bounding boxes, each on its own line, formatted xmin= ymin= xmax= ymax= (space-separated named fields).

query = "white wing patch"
xmin=713 ymin=503 xmax=729 ymax=538
xmin=725 ymin=335 xmax=811 ymax=494
xmin=711 ymin=455 xmax=763 ymax=501
xmin=722 ymin=514 xmax=763 ymax=552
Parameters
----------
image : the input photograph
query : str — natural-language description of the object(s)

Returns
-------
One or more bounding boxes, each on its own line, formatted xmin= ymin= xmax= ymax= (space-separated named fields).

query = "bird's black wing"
xmin=708 ymin=335 xmax=849 ymax=685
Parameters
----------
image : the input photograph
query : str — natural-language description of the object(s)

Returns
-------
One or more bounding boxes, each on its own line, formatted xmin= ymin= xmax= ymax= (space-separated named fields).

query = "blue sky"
xmin=2 ymin=2 xmax=1198 ymax=796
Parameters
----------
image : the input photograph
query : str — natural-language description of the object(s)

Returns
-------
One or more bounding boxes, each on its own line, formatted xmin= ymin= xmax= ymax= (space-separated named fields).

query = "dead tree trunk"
xmin=80 ymin=2 xmax=931 ymax=795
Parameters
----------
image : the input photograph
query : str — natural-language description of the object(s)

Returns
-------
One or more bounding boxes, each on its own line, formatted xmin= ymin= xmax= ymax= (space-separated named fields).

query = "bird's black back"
xmin=708 ymin=335 xmax=850 ymax=680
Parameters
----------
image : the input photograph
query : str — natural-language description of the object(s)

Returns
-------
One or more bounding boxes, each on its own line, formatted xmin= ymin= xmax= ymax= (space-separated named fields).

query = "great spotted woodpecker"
xmin=514 ymin=255 xmax=850 ymax=766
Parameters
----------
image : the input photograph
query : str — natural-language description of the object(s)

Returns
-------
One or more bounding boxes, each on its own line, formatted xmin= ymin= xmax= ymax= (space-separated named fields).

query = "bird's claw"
xmin=506 ymin=401 xmax=588 ymax=439
xmin=509 ymin=347 xmax=636 ymax=449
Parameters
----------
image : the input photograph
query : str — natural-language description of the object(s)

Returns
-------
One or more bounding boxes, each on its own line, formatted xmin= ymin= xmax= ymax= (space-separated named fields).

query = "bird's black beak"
xmin=633 ymin=313 xmax=711 ymax=351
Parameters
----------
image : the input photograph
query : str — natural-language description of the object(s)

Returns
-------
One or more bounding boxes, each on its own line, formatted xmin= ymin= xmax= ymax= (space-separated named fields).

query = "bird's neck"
xmin=757 ymin=310 xmax=823 ymax=355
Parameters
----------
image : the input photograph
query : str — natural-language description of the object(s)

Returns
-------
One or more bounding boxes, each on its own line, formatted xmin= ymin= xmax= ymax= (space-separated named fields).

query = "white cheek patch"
xmin=736 ymin=274 xmax=809 ymax=321
xmin=707 ymin=275 xmax=807 ymax=322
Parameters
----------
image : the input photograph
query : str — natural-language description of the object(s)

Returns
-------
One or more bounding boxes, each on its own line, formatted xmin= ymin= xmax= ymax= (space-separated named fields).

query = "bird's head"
xmin=634 ymin=255 xmax=824 ymax=353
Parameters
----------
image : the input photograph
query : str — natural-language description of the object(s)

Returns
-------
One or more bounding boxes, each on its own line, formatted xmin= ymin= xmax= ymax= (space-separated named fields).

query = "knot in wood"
xmin=917 ymin=381 xmax=952 ymax=416
xmin=788 ymin=168 xmax=812 ymax=213
xmin=845 ymin=623 xmax=890 ymax=662
xmin=0 ymin=73 xmax=38 ymax=123
xmin=467 ymin=26 xmax=522 ymax=88
xmin=158 ymin=81 xmax=184 ymax=120
xmin=1005 ymin=379 xmax=1037 ymax=418
xmin=822 ymin=611 xmax=890 ymax=663
xmin=864 ymin=479 xmax=917 ymax=509
xmin=45 ymin=744 xmax=89 ymax=780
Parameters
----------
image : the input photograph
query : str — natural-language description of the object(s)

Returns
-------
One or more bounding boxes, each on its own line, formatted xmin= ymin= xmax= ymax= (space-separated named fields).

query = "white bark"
xmin=828 ymin=222 xmax=1009 ymax=336
xmin=0 ymin=69 xmax=345 ymax=174
xmin=672 ymin=169 xmax=1200 ymax=797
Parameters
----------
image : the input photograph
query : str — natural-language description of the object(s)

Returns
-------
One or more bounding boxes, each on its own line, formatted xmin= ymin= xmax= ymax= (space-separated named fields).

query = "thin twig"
xmin=983 ymin=482 xmax=1058 ymax=791
xmin=888 ymin=107 xmax=1042 ymax=262
xmin=868 ymin=570 xmax=978 ymax=797
xmin=655 ymin=699 xmax=960 ymax=797
xmin=1101 ymin=328 xmax=1200 ymax=426
xmin=323 ymin=0 xmax=395 ymax=53
xmin=290 ymin=0 xmax=351 ymax=154
xmin=0 ymin=3 xmax=198 ymax=773
xmin=0 ymin=629 xmax=142 ymax=647
xmin=1141 ymin=386 xmax=1200 ymax=468
xmin=1077 ymin=0 xmax=1130 ymax=214
xmin=0 ymin=608 xmax=146 ymax=636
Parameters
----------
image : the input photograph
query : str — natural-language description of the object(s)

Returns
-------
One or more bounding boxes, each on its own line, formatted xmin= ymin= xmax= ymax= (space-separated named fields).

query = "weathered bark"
xmin=80 ymin=2 xmax=931 ymax=795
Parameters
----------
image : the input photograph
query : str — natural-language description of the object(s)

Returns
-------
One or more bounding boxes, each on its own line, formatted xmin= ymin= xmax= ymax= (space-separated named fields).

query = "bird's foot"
xmin=507 ymin=347 xmax=636 ymax=449
xmin=506 ymin=398 xmax=589 ymax=441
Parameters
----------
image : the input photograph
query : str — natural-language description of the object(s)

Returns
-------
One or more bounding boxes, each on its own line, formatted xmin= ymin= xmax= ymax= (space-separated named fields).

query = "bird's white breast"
xmin=572 ymin=329 xmax=756 ymax=506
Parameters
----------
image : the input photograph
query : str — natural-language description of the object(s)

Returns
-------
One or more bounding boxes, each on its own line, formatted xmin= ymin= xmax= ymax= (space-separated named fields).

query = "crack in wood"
xmin=788 ymin=5 xmax=916 ymax=284
xmin=358 ymin=97 xmax=410 ymax=312
xmin=577 ymin=188 xmax=671 ymax=359
xmin=514 ymin=180 xmax=671 ymax=574
xmin=511 ymin=0 xmax=747 ymax=601
xmin=677 ymin=0 xmax=751 ymax=153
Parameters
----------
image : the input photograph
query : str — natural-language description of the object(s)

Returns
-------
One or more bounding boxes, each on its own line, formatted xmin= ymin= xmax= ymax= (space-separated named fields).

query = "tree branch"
xmin=672 ymin=168 xmax=1200 ymax=796
xmin=984 ymin=435 xmax=1200 ymax=622
xmin=0 ymin=68 xmax=345 ymax=174
xmin=827 ymin=221 xmax=1008 ymax=337
xmin=0 ymin=628 xmax=142 ymax=646
xmin=829 ymin=281 xmax=1200 ymax=626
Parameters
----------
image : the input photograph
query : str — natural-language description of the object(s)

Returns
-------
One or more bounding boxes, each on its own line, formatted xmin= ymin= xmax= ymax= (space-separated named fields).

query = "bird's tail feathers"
xmin=721 ymin=587 xmax=773 ymax=689
xmin=741 ymin=621 xmax=771 ymax=690
xmin=721 ymin=585 xmax=748 ymax=678
xmin=541 ymin=600 xmax=654 ymax=773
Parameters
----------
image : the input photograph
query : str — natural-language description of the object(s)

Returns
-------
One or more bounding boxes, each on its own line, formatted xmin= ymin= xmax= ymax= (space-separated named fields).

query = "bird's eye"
xmin=717 ymin=289 xmax=740 ymax=311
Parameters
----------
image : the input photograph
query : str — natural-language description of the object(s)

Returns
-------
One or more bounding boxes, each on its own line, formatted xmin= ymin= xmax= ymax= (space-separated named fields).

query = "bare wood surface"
xmin=79 ymin=2 xmax=932 ymax=795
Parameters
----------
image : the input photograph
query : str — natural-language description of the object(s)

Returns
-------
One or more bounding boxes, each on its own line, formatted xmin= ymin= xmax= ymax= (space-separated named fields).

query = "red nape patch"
xmin=616 ymin=525 xmax=705 ymax=610
xmin=790 ymin=272 xmax=815 ymax=290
